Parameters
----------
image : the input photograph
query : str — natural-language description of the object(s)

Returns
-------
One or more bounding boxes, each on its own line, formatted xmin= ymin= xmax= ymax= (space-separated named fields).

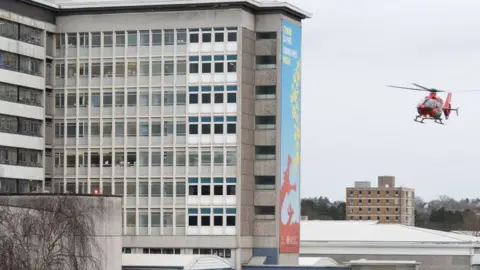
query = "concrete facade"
xmin=0 ymin=1 xmax=310 ymax=269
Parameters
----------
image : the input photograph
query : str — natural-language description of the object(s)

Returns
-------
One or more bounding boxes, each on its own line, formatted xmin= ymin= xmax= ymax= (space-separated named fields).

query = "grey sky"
xmin=289 ymin=0 xmax=480 ymax=201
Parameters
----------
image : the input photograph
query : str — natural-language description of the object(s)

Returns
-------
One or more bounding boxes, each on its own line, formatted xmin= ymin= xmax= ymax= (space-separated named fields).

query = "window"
xmin=103 ymin=32 xmax=113 ymax=47
xmin=91 ymin=93 xmax=100 ymax=107
xmin=127 ymin=92 xmax=136 ymax=107
xmin=115 ymin=62 xmax=125 ymax=77
xmin=214 ymin=62 xmax=224 ymax=73
xmin=213 ymin=149 xmax=223 ymax=165
xmin=79 ymin=62 xmax=88 ymax=76
xmin=202 ymin=31 xmax=211 ymax=43
xmin=227 ymin=93 xmax=236 ymax=103
xmin=214 ymin=123 xmax=223 ymax=134
xmin=152 ymin=61 xmax=161 ymax=76
xmin=201 ymin=62 xmax=211 ymax=73
xmin=127 ymin=62 xmax=136 ymax=76
xmin=127 ymin=31 xmax=137 ymax=46
xmin=201 ymin=93 xmax=211 ymax=104
xmin=164 ymin=121 xmax=174 ymax=136
xmin=139 ymin=61 xmax=149 ymax=76
xmin=0 ymin=19 xmax=19 ymax=40
xmin=214 ymin=32 xmax=224 ymax=42
xmin=177 ymin=29 xmax=187 ymax=44
xmin=115 ymin=122 xmax=124 ymax=137
xmin=151 ymin=152 xmax=161 ymax=166
xmin=139 ymin=122 xmax=149 ymax=136
xmin=0 ymin=83 xmax=18 ymax=103
xmin=189 ymin=93 xmax=198 ymax=104
xmin=139 ymin=30 xmax=149 ymax=46
xmin=256 ymin=32 xmax=277 ymax=39
xmin=176 ymin=151 xmax=186 ymax=166
xmin=152 ymin=122 xmax=161 ymax=136
xmin=256 ymin=56 xmax=276 ymax=69
xmin=164 ymin=151 xmax=174 ymax=166
xmin=255 ymin=176 xmax=275 ymax=190
xmin=201 ymin=123 xmax=210 ymax=135
xmin=164 ymin=30 xmax=174 ymax=45
xmin=188 ymin=151 xmax=198 ymax=166
xmin=91 ymin=32 xmax=101 ymax=47
xmin=103 ymin=92 xmax=113 ymax=107
xmin=226 ymin=151 xmax=236 ymax=166
xmin=19 ymin=56 xmax=42 ymax=76
xmin=91 ymin=63 xmax=101 ymax=77
xmin=164 ymin=182 xmax=173 ymax=197
xmin=127 ymin=122 xmax=136 ymax=137
xmin=67 ymin=33 xmax=76 ymax=48
xmin=214 ymin=93 xmax=223 ymax=104
xmin=201 ymin=151 xmax=211 ymax=166
xmin=189 ymin=30 xmax=199 ymax=43
xmin=255 ymin=146 xmax=275 ymax=160
xmin=164 ymin=61 xmax=174 ymax=76
xmin=176 ymin=91 xmax=186 ymax=105
xmin=103 ymin=122 xmax=112 ymax=137
xmin=103 ymin=62 xmax=113 ymax=77
xmin=0 ymin=51 xmax=19 ymax=72
xmin=115 ymin=92 xmax=124 ymax=107
xmin=177 ymin=60 xmax=186 ymax=75
xmin=189 ymin=61 xmax=199 ymax=74
xmin=256 ymin=85 xmax=276 ymax=100
xmin=152 ymin=30 xmax=162 ymax=45
xmin=188 ymin=210 xmax=198 ymax=226
xmin=227 ymin=31 xmax=237 ymax=42
xmin=90 ymin=123 xmax=100 ymax=136
xmin=255 ymin=116 xmax=276 ymax=130
xmin=115 ymin=31 xmax=125 ymax=47
xmin=176 ymin=181 xmax=186 ymax=196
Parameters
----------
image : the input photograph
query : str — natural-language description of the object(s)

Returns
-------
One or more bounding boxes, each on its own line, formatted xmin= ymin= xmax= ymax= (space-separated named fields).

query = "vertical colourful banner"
xmin=279 ymin=19 xmax=302 ymax=254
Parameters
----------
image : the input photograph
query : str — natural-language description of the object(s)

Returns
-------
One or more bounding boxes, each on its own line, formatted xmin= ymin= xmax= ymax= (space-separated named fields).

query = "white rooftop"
xmin=301 ymin=220 xmax=480 ymax=244
xmin=30 ymin=0 xmax=311 ymax=18
xmin=122 ymin=254 xmax=232 ymax=269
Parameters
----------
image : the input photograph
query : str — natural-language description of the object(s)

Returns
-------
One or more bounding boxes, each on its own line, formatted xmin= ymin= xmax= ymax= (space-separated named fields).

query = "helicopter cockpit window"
xmin=423 ymin=99 xmax=442 ymax=109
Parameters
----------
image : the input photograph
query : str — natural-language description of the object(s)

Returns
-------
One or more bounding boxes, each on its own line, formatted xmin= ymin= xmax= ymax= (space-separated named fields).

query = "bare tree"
xmin=0 ymin=195 xmax=106 ymax=270
xmin=461 ymin=208 xmax=480 ymax=237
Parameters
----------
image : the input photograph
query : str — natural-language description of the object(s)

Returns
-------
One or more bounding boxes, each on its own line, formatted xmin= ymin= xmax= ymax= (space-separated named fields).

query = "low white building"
xmin=122 ymin=254 xmax=233 ymax=270
xmin=300 ymin=220 xmax=480 ymax=270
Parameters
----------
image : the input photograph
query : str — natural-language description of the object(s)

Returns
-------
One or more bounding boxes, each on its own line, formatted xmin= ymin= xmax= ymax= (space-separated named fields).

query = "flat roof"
xmin=122 ymin=254 xmax=233 ymax=269
xmin=29 ymin=0 xmax=312 ymax=19
xmin=301 ymin=220 xmax=480 ymax=244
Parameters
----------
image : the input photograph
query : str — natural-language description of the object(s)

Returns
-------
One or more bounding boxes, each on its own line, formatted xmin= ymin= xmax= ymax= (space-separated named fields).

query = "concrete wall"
xmin=243 ymin=266 xmax=349 ymax=270
xmin=308 ymin=254 xmax=471 ymax=270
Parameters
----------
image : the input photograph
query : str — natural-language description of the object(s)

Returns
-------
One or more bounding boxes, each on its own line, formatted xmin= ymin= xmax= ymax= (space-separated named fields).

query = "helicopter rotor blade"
xmin=386 ymin=85 xmax=428 ymax=91
xmin=411 ymin=83 xmax=434 ymax=91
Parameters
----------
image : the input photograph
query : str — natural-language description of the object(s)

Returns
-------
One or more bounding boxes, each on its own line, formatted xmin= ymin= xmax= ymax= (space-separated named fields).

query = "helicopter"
xmin=387 ymin=83 xmax=480 ymax=125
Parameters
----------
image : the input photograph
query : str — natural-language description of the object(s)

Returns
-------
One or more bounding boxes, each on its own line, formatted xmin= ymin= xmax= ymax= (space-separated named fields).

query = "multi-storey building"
xmin=346 ymin=176 xmax=415 ymax=225
xmin=0 ymin=0 xmax=310 ymax=268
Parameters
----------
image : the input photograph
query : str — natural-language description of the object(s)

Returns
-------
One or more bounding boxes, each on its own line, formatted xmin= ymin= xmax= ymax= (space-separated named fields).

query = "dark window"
xmin=201 ymin=216 xmax=210 ymax=226
xmin=213 ymin=185 xmax=223 ymax=195
xmin=190 ymin=33 xmax=199 ymax=43
xmin=227 ymin=123 xmax=236 ymax=134
xmin=256 ymin=32 xmax=277 ymax=39
xmin=188 ymin=216 xmax=198 ymax=226
xmin=202 ymin=33 xmax=211 ymax=43
xmin=227 ymin=32 xmax=237 ymax=42
xmin=227 ymin=93 xmax=236 ymax=103
xmin=202 ymin=63 xmax=211 ymax=73
xmin=226 ymin=216 xmax=235 ymax=226
xmin=189 ymin=93 xmax=198 ymax=104
xmin=214 ymin=123 xmax=223 ymax=134
xmin=214 ymin=32 xmax=224 ymax=42
xmin=214 ymin=216 xmax=223 ymax=226
xmin=227 ymin=62 xmax=236 ymax=72
xmin=201 ymin=124 xmax=211 ymax=135
xmin=202 ymin=93 xmax=211 ymax=104
xmin=214 ymin=93 xmax=223 ymax=103
xmin=189 ymin=185 xmax=198 ymax=195
xmin=214 ymin=62 xmax=224 ymax=73
xmin=226 ymin=185 xmax=236 ymax=195
xmin=189 ymin=124 xmax=198 ymax=135
xmin=201 ymin=185 xmax=210 ymax=195
xmin=189 ymin=63 xmax=198 ymax=73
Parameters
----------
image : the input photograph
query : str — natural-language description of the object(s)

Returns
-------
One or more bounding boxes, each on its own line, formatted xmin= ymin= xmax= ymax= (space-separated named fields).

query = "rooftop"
xmin=301 ymin=220 xmax=480 ymax=244
xmin=29 ymin=0 xmax=311 ymax=19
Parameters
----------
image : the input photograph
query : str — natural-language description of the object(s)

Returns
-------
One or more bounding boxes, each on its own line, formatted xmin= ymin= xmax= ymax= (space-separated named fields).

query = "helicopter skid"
xmin=414 ymin=115 xmax=444 ymax=125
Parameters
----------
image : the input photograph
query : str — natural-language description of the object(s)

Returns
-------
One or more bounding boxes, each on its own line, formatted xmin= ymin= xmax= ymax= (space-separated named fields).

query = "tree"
xmin=0 ymin=195 xmax=106 ymax=270
xmin=459 ymin=209 xmax=480 ymax=236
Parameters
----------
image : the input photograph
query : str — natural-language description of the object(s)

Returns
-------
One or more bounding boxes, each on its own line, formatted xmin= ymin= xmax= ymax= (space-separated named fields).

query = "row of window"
xmin=54 ymin=89 xmax=236 ymax=108
xmin=0 ymin=113 xmax=42 ymax=137
xmin=349 ymin=198 xmax=401 ymax=205
xmin=187 ymin=208 xmax=236 ymax=227
xmin=0 ymin=178 xmax=35 ymax=193
xmin=0 ymin=18 xmax=43 ymax=46
xmin=189 ymin=55 xmax=237 ymax=74
xmin=349 ymin=216 xmax=403 ymax=222
xmin=56 ymin=27 xmax=238 ymax=49
xmin=54 ymin=149 xmax=237 ymax=167
xmin=188 ymin=116 xmax=236 ymax=135
xmin=123 ymin=248 xmax=232 ymax=259
xmin=0 ymin=146 xmax=42 ymax=167
xmin=55 ymin=57 xmax=237 ymax=78
xmin=0 ymin=50 xmax=43 ymax=76
xmin=126 ymin=209 xmax=186 ymax=228
xmin=350 ymin=207 xmax=401 ymax=213
xmin=0 ymin=81 xmax=43 ymax=107
xmin=52 ymin=177 xmax=273 ymax=196
xmin=54 ymin=119 xmax=237 ymax=138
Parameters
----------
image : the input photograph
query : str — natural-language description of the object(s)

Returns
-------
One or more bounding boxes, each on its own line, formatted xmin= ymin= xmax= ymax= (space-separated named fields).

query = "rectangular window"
xmin=139 ymin=30 xmax=149 ymax=46
xmin=115 ymin=62 xmax=125 ymax=77
xmin=189 ymin=151 xmax=198 ymax=166
xmin=177 ymin=60 xmax=186 ymax=75
xmin=256 ymin=85 xmax=276 ymax=100
xmin=115 ymin=31 xmax=125 ymax=47
xmin=255 ymin=146 xmax=275 ymax=160
xmin=164 ymin=61 xmax=174 ymax=76
xmin=256 ymin=55 xmax=276 ymax=69
xmin=201 ymin=151 xmax=211 ymax=166
xmin=177 ymin=29 xmax=187 ymax=44
xmin=91 ymin=32 xmax=101 ymax=47
xmin=152 ymin=30 xmax=162 ymax=45
xmin=127 ymin=31 xmax=137 ymax=46
xmin=103 ymin=32 xmax=113 ymax=47
xmin=164 ymin=30 xmax=174 ymax=45
xmin=256 ymin=32 xmax=277 ymax=39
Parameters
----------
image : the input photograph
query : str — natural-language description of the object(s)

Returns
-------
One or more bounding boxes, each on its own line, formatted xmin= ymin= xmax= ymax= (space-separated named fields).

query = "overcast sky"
xmin=288 ymin=0 xmax=480 ymax=201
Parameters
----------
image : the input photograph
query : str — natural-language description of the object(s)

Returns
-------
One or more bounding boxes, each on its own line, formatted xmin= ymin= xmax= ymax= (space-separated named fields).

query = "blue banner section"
xmin=279 ymin=19 xmax=302 ymax=254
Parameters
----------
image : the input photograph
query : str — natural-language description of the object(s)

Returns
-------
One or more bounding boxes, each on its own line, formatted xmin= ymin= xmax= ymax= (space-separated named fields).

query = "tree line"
xmin=301 ymin=195 xmax=480 ymax=234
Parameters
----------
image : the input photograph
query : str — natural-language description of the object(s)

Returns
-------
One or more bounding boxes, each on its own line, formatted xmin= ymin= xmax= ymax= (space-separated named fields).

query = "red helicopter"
xmin=387 ymin=83 xmax=480 ymax=125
